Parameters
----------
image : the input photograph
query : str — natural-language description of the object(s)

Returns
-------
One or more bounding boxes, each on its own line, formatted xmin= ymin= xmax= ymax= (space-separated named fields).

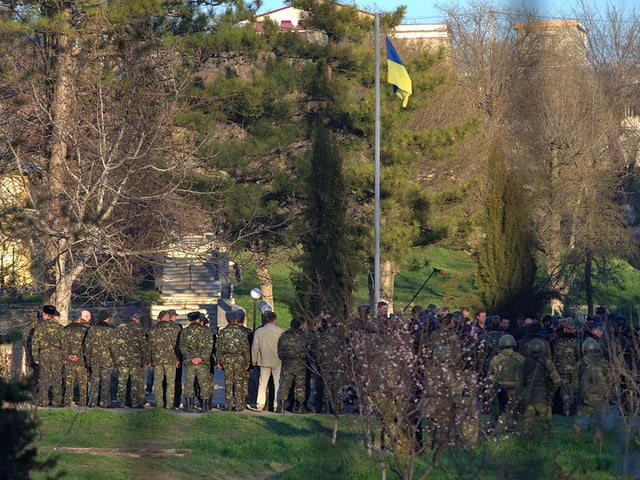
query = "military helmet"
xmin=433 ymin=345 xmax=450 ymax=359
xmin=527 ymin=338 xmax=545 ymax=354
xmin=499 ymin=334 xmax=516 ymax=349
xmin=582 ymin=337 xmax=601 ymax=354
xmin=563 ymin=317 xmax=576 ymax=331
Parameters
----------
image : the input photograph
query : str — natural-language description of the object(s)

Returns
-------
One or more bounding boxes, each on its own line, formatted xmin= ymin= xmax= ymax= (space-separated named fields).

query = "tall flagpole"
xmin=374 ymin=14 xmax=381 ymax=306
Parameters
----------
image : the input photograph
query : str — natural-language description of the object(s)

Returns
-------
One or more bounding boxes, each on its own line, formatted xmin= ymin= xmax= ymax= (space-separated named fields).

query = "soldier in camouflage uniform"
xmin=572 ymin=338 xmax=609 ymax=445
xmin=487 ymin=334 xmax=524 ymax=434
xmin=551 ymin=317 xmax=581 ymax=416
xmin=216 ymin=310 xmax=251 ymax=411
xmin=62 ymin=309 xmax=91 ymax=406
xmin=113 ymin=309 xmax=148 ymax=408
xmin=277 ymin=318 xmax=308 ymax=413
xmin=178 ymin=312 xmax=214 ymax=412
xmin=148 ymin=310 xmax=181 ymax=409
xmin=423 ymin=345 xmax=463 ymax=447
xmin=521 ymin=338 xmax=561 ymax=438
xmin=316 ymin=316 xmax=347 ymax=414
xmin=85 ymin=310 xmax=116 ymax=408
xmin=31 ymin=305 xmax=64 ymax=407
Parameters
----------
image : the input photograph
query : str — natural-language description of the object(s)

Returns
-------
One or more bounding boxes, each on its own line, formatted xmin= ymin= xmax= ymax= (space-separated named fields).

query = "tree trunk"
xmin=381 ymin=260 xmax=395 ymax=313
xmin=585 ymin=250 xmax=594 ymax=317
xmin=44 ymin=22 xmax=76 ymax=324
xmin=256 ymin=256 xmax=274 ymax=311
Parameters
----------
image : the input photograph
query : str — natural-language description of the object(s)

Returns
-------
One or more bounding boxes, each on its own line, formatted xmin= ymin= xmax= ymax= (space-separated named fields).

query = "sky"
xmin=256 ymin=0 xmax=640 ymax=24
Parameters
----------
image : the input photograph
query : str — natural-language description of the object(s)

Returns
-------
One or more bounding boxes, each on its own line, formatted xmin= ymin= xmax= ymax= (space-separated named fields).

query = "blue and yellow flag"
xmin=385 ymin=37 xmax=412 ymax=108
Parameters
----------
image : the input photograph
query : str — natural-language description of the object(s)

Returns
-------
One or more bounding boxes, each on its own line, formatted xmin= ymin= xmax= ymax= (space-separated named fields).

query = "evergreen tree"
xmin=476 ymin=137 xmax=537 ymax=317
xmin=295 ymin=117 xmax=356 ymax=317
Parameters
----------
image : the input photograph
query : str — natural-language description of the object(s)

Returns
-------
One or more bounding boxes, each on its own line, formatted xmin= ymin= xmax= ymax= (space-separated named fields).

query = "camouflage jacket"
xmin=216 ymin=324 xmax=250 ymax=366
xmin=62 ymin=321 xmax=89 ymax=360
xmin=575 ymin=353 xmax=609 ymax=406
xmin=317 ymin=327 xmax=347 ymax=374
xmin=278 ymin=329 xmax=307 ymax=363
xmin=481 ymin=330 xmax=504 ymax=374
xmin=84 ymin=321 xmax=115 ymax=369
xmin=551 ymin=333 xmax=580 ymax=375
xmin=31 ymin=319 xmax=64 ymax=363
xmin=113 ymin=319 xmax=149 ymax=368
xmin=489 ymin=348 xmax=524 ymax=389
xmin=178 ymin=323 xmax=214 ymax=366
xmin=148 ymin=321 xmax=180 ymax=365
xmin=522 ymin=353 xmax=561 ymax=404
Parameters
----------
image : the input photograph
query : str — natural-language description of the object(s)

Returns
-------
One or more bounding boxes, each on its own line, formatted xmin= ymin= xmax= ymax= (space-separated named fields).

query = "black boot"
xmin=185 ymin=398 xmax=193 ymax=412
xmin=292 ymin=401 xmax=301 ymax=413
xmin=202 ymin=399 xmax=210 ymax=413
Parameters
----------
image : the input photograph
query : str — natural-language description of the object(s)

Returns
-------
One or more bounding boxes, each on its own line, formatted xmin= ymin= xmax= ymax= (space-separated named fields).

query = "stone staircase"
xmin=151 ymin=234 xmax=232 ymax=327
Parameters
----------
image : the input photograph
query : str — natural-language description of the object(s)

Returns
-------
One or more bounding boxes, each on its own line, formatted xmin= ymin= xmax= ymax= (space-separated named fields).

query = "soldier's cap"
xmin=96 ymin=310 xmax=110 ymax=322
xmin=226 ymin=309 xmax=238 ymax=322
xmin=187 ymin=311 xmax=200 ymax=322
xmin=121 ymin=305 xmax=140 ymax=319
xmin=167 ymin=309 xmax=178 ymax=317
xmin=614 ymin=315 xmax=628 ymax=326
xmin=590 ymin=318 xmax=604 ymax=330
xmin=43 ymin=304 xmax=57 ymax=315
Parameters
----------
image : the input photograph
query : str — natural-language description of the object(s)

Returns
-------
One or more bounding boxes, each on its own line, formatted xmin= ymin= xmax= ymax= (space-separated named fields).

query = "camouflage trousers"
xmin=36 ymin=352 xmax=63 ymax=407
xmin=522 ymin=402 xmax=553 ymax=438
xmin=279 ymin=361 xmax=306 ymax=406
xmin=89 ymin=365 xmax=113 ymax=407
xmin=489 ymin=386 xmax=519 ymax=433
xmin=221 ymin=358 xmax=249 ymax=411
xmin=572 ymin=403 xmax=606 ymax=444
xmin=555 ymin=373 xmax=574 ymax=416
xmin=117 ymin=365 xmax=146 ymax=407
xmin=183 ymin=363 xmax=213 ymax=399
xmin=154 ymin=364 xmax=177 ymax=409
xmin=63 ymin=361 xmax=89 ymax=406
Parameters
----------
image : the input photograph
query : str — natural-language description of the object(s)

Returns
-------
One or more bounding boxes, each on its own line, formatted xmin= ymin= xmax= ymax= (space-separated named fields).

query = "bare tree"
xmin=0 ymin=2 xmax=205 ymax=320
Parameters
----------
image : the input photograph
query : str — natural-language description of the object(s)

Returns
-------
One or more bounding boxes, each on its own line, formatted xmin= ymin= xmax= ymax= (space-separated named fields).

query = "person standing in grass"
xmin=148 ymin=310 xmax=181 ymax=409
xmin=487 ymin=334 xmax=524 ymax=434
xmin=113 ymin=309 xmax=148 ymax=408
xmin=251 ymin=311 xmax=284 ymax=412
xmin=572 ymin=338 xmax=609 ymax=445
xmin=31 ymin=304 xmax=64 ymax=407
xmin=521 ymin=338 xmax=560 ymax=438
xmin=85 ymin=310 xmax=116 ymax=408
xmin=62 ymin=309 xmax=91 ymax=406
xmin=217 ymin=310 xmax=251 ymax=411
xmin=179 ymin=312 xmax=215 ymax=412
xmin=277 ymin=317 xmax=309 ymax=413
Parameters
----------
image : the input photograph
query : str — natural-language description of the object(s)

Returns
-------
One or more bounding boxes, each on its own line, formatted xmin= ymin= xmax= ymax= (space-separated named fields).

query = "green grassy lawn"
xmin=232 ymin=246 xmax=479 ymax=325
xmin=31 ymin=408 xmax=628 ymax=480
xmin=232 ymin=245 xmax=640 ymax=324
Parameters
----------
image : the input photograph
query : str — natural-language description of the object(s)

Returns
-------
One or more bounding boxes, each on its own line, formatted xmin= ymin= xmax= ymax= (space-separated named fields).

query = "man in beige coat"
xmin=251 ymin=311 xmax=284 ymax=412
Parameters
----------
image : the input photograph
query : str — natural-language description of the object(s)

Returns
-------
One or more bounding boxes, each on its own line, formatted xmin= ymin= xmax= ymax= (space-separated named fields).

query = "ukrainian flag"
xmin=386 ymin=37 xmax=412 ymax=108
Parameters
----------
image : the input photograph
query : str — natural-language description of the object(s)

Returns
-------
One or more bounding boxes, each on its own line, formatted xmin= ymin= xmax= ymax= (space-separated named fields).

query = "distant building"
xmin=515 ymin=20 xmax=588 ymax=68
xmin=254 ymin=4 xmax=450 ymax=54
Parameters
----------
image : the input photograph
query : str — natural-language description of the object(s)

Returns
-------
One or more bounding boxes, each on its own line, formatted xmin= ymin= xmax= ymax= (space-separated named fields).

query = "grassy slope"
xmin=233 ymin=245 xmax=640 ymax=323
xmin=232 ymin=246 xmax=478 ymax=326
xmin=32 ymin=409 xmax=626 ymax=480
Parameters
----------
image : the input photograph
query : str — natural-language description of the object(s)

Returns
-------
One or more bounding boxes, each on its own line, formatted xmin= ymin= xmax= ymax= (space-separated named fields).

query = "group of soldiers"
xmin=399 ymin=304 xmax=622 ymax=445
xmin=23 ymin=303 xmax=338 ymax=414
xmin=22 ymin=300 xmax=629 ymax=447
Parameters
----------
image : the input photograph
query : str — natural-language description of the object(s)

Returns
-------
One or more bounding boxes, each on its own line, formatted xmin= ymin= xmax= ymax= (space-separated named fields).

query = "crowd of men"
xmin=22 ymin=301 xmax=633 ymax=445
